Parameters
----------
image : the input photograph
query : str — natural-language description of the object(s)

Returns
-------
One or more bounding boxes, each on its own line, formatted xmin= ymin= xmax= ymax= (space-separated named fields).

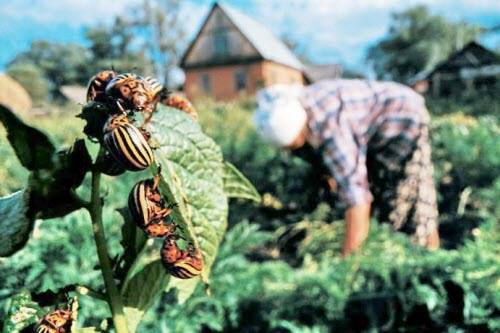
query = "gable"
xmin=433 ymin=42 xmax=499 ymax=73
xmin=182 ymin=5 xmax=261 ymax=68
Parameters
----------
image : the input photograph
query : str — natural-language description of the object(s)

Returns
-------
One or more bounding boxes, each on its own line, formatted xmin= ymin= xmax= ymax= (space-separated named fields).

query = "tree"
xmin=84 ymin=18 xmax=154 ymax=76
xmin=129 ymin=0 xmax=186 ymax=87
xmin=7 ymin=63 xmax=49 ymax=105
xmin=7 ymin=41 xmax=90 ymax=96
xmin=366 ymin=5 xmax=481 ymax=83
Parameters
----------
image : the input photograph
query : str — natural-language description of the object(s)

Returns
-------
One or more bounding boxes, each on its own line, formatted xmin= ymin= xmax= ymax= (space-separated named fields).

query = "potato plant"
xmin=0 ymin=73 xmax=259 ymax=333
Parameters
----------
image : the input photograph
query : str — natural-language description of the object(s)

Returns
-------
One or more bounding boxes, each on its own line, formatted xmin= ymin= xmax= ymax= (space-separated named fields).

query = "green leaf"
xmin=223 ymin=161 xmax=261 ymax=202
xmin=119 ymin=105 xmax=233 ymax=326
xmin=122 ymin=261 xmax=170 ymax=333
xmin=0 ymin=190 xmax=32 ymax=257
xmin=27 ymin=139 xmax=91 ymax=220
xmin=1 ymin=139 xmax=91 ymax=256
xmin=54 ymin=139 xmax=93 ymax=189
xmin=118 ymin=207 xmax=148 ymax=258
xmin=144 ymin=105 xmax=228 ymax=286
xmin=0 ymin=104 xmax=55 ymax=170
xmin=2 ymin=291 xmax=44 ymax=333
xmin=117 ymin=207 xmax=148 ymax=281
xmin=77 ymin=101 xmax=114 ymax=141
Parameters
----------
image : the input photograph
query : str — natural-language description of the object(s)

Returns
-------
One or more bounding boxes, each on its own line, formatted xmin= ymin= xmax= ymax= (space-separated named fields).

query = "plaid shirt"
xmin=299 ymin=79 xmax=430 ymax=207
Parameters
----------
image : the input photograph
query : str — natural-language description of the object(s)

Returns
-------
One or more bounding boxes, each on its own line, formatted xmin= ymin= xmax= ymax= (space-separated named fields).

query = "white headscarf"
xmin=254 ymin=84 xmax=307 ymax=147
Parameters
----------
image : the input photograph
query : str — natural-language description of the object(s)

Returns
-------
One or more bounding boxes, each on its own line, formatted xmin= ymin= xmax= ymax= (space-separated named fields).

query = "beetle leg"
xmin=142 ymin=111 xmax=153 ymax=126
xmin=153 ymin=207 xmax=171 ymax=218
xmin=153 ymin=166 xmax=162 ymax=190
xmin=116 ymin=101 xmax=126 ymax=115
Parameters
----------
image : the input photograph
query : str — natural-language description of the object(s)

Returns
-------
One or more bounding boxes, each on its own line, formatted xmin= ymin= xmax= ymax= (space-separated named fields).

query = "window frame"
xmin=234 ymin=70 xmax=247 ymax=92
xmin=200 ymin=73 xmax=211 ymax=94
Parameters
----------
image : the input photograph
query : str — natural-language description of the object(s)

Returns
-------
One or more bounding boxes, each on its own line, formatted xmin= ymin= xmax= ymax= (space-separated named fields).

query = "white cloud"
xmin=0 ymin=0 xmax=497 ymax=71
xmin=243 ymin=0 xmax=500 ymax=69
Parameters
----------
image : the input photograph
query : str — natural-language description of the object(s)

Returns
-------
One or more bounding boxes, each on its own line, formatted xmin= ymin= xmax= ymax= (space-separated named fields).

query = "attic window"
xmin=213 ymin=31 xmax=228 ymax=57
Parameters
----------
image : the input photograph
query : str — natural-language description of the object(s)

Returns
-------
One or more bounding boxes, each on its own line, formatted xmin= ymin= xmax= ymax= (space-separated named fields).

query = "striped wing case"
xmin=103 ymin=117 xmax=154 ymax=171
xmin=128 ymin=180 xmax=152 ymax=227
xmin=161 ymin=237 xmax=203 ymax=279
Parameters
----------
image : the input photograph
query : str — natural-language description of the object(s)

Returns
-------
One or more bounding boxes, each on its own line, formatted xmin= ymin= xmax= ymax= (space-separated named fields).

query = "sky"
xmin=0 ymin=0 xmax=499 ymax=74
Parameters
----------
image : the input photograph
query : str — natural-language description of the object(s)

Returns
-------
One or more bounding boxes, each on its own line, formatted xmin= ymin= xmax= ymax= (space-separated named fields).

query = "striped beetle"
xmin=128 ymin=173 xmax=178 ymax=237
xmin=86 ymin=69 xmax=117 ymax=102
xmin=142 ymin=76 xmax=165 ymax=99
xmin=161 ymin=237 xmax=203 ymax=279
xmin=105 ymin=73 xmax=157 ymax=114
xmin=103 ymin=114 xmax=154 ymax=171
xmin=36 ymin=309 xmax=72 ymax=333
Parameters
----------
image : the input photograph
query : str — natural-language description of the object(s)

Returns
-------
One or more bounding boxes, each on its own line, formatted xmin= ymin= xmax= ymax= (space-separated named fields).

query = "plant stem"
xmin=88 ymin=169 xmax=130 ymax=333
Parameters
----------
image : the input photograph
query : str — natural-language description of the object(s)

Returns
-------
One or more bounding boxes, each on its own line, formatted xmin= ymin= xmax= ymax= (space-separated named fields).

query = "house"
xmin=60 ymin=85 xmax=87 ymax=105
xmin=304 ymin=64 xmax=343 ymax=83
xmin=411 ymin=41 xmax=499 ymax=97
xmin=180 ymin=2 xmax=306 ymax=100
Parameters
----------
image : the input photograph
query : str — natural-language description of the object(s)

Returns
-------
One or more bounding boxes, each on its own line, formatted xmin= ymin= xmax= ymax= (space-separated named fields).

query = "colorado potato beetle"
xmin=142 ymin=76 xmax=164 ymax=99
xmin=128 ymin=175 xmax=177 ymax=237
xmin=36 ymin=309 xmax=72 ymax=333
xmin=86 ymin=69 xmax=117 ymax=102
xmin=103 ymin=114 xmax=154 ymax=171
xmin=161 ymin=94 xmax=198 ymax=120
xmin=161 ymin=237 xmax=203 ymax=279
xmin=105 ymin=73 xmax=157 ymax=114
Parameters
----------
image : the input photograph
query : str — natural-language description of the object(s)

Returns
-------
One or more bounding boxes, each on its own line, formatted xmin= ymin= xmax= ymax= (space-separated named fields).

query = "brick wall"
xmin=261 ymin=61 xmax=305 ymax=86
xmin=184 ymin=61 xmax=304 ymax=100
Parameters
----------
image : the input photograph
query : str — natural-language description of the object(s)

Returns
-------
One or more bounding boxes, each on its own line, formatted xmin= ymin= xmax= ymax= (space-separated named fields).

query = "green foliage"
xmin=146 ymin=105 xmax=228 ymax=278
xmin=0 ymin=98 xmax=254 ymax=332
xmin=367 ymin=5 xmax=481 ymax=82
xmin=223 ymin=161 xmax=261 ymax=202
xmin=0 ymin=105 xmax=55 ymax=170
xmin=8 ymin=41 xmax=90 ymax=96
xmin=0 ymin=190 xmax=31 ymax=258
xmin=6 ymin=63 xmax=49 ymax=106
xmin=197 ymin=99 xmax=337 ymax=229
xmin=2 ymin=292 xmax=44 ymax=333
xmin=129 ymin=0 xmax=186 ymax=86
xmin=7 ymin=19 xmax=154 ymax=100
xmin=428 ymin=93 xmax=500 ymax=119
xmin=84 ymin=20 xmax=153 ymax=77
xmin=0 ymin=96 xmax=498 ymax=332
xmin=152 ymin=217 xmax=498 ymax=332
xmin=0 ymin=105 xmax=90 ymax=256
xmin=122 ymin=261 xmax=169 ymax=332
xmin=432 ymin=114 xmax=500 ymax=188
xmin=113 ymin=105 xmax=244 ymax=330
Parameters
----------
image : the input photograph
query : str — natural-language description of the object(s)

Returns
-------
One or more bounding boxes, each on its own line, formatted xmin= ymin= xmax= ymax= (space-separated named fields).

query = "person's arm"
xmin=426 ymin=226 xmax=440 ymax=250
xmin=342 ymin=203 xmax=371 ymax=257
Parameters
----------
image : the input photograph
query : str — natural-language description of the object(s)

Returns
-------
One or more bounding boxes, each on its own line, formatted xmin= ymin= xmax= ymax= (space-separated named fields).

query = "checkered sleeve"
xmin=321 ymin=116 xmax=373 ymax=207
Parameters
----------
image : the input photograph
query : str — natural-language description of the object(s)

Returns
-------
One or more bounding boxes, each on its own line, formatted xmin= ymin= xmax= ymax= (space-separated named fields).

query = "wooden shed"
xmin=180 ymin=2 xmax=305 ymax=100
xmin=413 ymin=42 xmax=500 ymax=97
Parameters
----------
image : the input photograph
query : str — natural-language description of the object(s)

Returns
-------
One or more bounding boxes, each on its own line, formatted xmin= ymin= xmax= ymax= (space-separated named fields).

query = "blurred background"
xmin=0 ymin=0 xmax=499 ymax=332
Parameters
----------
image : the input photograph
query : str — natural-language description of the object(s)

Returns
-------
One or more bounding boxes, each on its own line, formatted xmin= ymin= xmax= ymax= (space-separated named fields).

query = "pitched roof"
xmin=429 ymin=41 xmax=499 ymax=75
xmin=181 ymin=2 xmax=304 ymax=71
